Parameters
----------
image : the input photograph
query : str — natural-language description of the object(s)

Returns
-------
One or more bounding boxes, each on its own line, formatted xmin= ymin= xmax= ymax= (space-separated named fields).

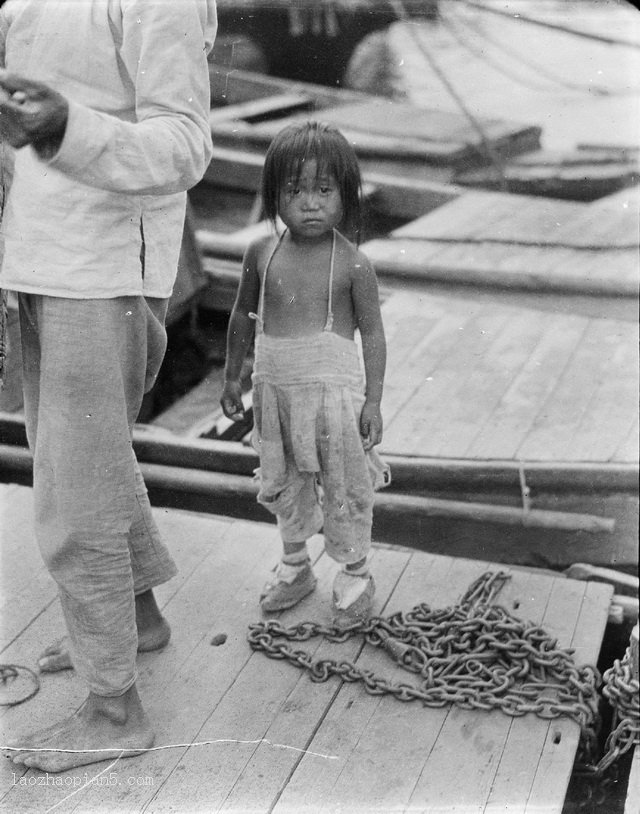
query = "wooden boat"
xmin=204 ymin=65 xmax=638 ymax=204
xmin=204 ymin=64 xmax=542 ymax=190
xmin=457 ymin=144 xmax=640 ymax=202
xmin=214 ymin=0 xmax=439 ymax=87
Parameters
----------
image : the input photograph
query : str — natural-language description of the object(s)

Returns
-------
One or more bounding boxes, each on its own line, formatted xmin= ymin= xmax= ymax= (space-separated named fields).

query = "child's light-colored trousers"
xmin=18 ymin=293 xmax=177 ymax=697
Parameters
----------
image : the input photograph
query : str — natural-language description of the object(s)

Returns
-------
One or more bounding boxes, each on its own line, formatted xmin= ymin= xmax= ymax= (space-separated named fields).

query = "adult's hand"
xmin=0 ymin=72 xmax=68 ymax=151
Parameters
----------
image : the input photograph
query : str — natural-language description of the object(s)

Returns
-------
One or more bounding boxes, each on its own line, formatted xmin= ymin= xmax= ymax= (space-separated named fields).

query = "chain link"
xmin=248 ymin=571 xmax=603 ymax=747
xmin=248 ymin=568 xmax=639 ymax=799
xmin=588 ymin=644 xmax=639 ymax=775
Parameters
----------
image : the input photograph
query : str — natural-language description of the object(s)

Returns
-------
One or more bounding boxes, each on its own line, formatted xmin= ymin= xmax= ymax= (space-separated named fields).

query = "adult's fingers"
xmin=0 ymin=71 xmax=46 ymax=95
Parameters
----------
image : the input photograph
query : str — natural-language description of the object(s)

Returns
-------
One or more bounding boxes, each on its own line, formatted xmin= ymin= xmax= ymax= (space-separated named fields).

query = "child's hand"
xmin=360 ymin=400 xmax=383 ymax=451
xmin=221 ymin=380 xmax=245 ymax=421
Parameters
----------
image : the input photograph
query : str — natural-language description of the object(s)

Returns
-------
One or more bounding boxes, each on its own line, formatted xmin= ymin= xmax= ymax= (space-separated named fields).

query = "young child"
xmin=221 ymin=120 xmax=389 ymax=625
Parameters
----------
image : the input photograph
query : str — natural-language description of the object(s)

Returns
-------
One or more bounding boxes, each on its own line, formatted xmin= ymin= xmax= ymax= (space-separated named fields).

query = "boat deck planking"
xmin=0 ymin=483 xmax=613 ymax=814
xmin=457 ymin=147 xmax=639 ymax=201
xmin=379 ymin=287 xmax=638 ymax=465
xmin=206 ymin=66 xmax=542 ymax=184
xmin=363 ymin=186 xmax=639 ymax=296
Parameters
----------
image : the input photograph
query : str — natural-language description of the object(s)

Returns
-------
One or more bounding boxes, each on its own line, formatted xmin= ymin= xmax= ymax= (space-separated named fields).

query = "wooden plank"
xmin=215 ymin=546 xmax=411 ymax=814
xmin=39 ymin=516 xmax=283 ymax=814
xmin=248 ymin=114 xmax=471 ymax=162
xmin=393 ymin=193 xmax=581 ymax=243
xmin=421 ymin=307 xmax=558 ymax=458
xmin=546 ymin=247 xmax=638 ymax=294
xmin=612 ymin=419 xmax=640 ymax=464
xmin=481 ymin=569 xmax=557 ymax=812
xmin=380 ymin=292 xmax=482 ymax=427
xmin=0 ymin=505 xmax=243 ymax=811
xmin=151 ymin=359 xmax=252 ymax=439
xmin=330 ymin=557 xmax=493 ymax=813
xmin=382 ymin=302 xmax=514 ymax=455
xmin=147 ymin=543 xmax=408 ymax=813
xmin=523 ymin=579 xmax=612 ymax=813
xmin=152 ymin=368 xmax=226 ymax=436
xmin=363 ymin=236 xmax=639 ymax=296
xmin=391 ymin=190 xmax=519 ymax=239
xmin=196 ymin=220 xmax=276 ymax=260
xmin=554 ymin=197 xmax=639 ymax=249
xmin=404 ymin=565 xmax=549 ymax=814
xmin=465 ymin=311 xmax=588 ymax=461
xmin=208 ymin=93 xmax=312 ymax=125
xmin=517 ymin=317 xmax=638 ymax=462
xmin=626 ymin=748 xmax=640 ymax=814
xmin=365 ymin=173 xmax=462 ymax=221
xmin=315 ymin=100 xmax=473 ymax=143
xmin=0 ymin=485 xmax=58 ymax=651
xmin=0 ymin=494 xmax=616 ymax=813
xmin=273 ymin=554 xmax=487 ymax=813
xmin=560 ymin=322 xmax=639 ymax=462
xmin=140 ymin=534 xmax=335 ymax=813
xmin=202 ymin=145 xmax=264 ymax=191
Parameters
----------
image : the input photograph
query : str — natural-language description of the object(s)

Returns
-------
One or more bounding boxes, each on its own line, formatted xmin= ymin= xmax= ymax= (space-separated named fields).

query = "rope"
xmin=387 ymin=0 xmax=508 ymax=192
xmin=388 ymin=235 xmax=640 ymax=251
xmin=461 ymin=0 xmax=640 ymax=51
xmin=441 ymin=6 xmax=640 ymax=98
xmin=0 ymin=664 xmax=40 ymax=706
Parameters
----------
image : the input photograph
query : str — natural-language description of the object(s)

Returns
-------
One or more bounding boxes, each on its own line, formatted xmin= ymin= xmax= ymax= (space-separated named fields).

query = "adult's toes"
xmin=38 ymin=651 xmax=73 ymax=672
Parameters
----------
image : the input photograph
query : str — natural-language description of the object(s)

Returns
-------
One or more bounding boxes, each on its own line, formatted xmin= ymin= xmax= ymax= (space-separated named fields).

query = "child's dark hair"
xmin=261 ymin=120 xmax=363 ymax=243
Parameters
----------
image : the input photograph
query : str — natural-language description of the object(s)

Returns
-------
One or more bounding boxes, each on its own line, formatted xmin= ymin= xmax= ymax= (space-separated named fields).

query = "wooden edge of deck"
xmin=0 ymin=412 xmax=638 ymax=493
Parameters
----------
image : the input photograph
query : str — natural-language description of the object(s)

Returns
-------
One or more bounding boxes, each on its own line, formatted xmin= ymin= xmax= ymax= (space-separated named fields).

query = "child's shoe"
xmin=260 ymin=560 xmax=317 ymax=613
xmin=332 ymin=570 xmax=375 ymax=627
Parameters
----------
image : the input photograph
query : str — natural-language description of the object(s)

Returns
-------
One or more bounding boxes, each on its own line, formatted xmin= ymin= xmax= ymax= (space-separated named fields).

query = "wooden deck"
xmin=206 ymin=65 xmax=542 ymax=187
xmin=378 ymin=284 xmax=638 ymax=465
xmin=0 ymin=483 xmax=613 ymax=813
xmin=363 ymin=186 xmax=640 ymax=296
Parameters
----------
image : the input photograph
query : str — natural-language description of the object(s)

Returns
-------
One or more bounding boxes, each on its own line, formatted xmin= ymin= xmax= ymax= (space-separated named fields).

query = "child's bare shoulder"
xmin=245 ymin=232 xmax=281 ymax=270
xmin=335 ymin=232 xmax=374 ymax=278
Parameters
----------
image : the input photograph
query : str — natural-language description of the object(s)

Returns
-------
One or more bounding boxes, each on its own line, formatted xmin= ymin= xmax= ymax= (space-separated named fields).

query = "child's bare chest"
xmin=265 ymin=262 xmax=329 ymax=310
xmin=262 ymin=251 xmax=352 ymax=335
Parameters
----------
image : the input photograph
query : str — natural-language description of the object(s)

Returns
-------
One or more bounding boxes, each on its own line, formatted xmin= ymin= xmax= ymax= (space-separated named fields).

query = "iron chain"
xmin=248 ymin=571 xmax=602 ymax=746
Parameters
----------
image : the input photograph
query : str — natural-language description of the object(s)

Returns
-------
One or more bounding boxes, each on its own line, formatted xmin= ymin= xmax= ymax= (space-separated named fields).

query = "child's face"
xmin=277 ymin=159 xmax=343 ymax=240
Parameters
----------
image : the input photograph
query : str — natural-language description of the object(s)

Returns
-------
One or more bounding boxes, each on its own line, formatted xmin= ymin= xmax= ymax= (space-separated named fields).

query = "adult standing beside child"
xmin=0 ymin=0 xmax=217 ymax=772
xmin=222 ymin=120 xmax=389 ymax=625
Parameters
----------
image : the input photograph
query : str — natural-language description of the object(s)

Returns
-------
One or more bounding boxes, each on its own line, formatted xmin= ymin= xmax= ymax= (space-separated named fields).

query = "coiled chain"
xmin=248 ymin=571 xmax=602 ymax=757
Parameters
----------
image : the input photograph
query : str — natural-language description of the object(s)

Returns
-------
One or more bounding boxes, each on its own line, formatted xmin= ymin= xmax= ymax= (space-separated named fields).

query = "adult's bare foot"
xmin=38 ymin=589 xmax=171 ymax=672
xmin=5 ymin=685 xmax=154 ymax=772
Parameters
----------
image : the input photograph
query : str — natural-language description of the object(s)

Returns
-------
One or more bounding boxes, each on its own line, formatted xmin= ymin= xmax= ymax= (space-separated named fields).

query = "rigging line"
xmin=461 ymin=0 xmax=640 ymax=50
xmin=387 ymin=235 xmax=639 ymax=251
xmin=443 ymin=5 xmax=640 ymax=97
xmin=1 ymin=738 xmax=339 ymax=760
xmin=44 ymin=754 xmax=124 ymax=814
xmin=439 ymin=8 xmax=569 ymax=94
xmin=387 ymin=0 xmax=508 ymax=192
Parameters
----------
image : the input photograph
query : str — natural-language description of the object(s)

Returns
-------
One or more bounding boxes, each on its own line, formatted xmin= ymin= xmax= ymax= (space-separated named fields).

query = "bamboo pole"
xmin=373 ymin=490 xmax=615 ymax=533
xmin=0 ymin=415 xmax=638 ymax=493
xmin=0 ymin=446 xmax=613 ymax=535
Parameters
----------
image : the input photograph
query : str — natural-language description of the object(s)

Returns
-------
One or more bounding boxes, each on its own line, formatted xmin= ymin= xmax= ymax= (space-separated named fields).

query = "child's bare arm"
xmin=221 ymin=243 xmax=260 ymax=420
xmin=352 ymin=255 xmax=386 ymax=448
